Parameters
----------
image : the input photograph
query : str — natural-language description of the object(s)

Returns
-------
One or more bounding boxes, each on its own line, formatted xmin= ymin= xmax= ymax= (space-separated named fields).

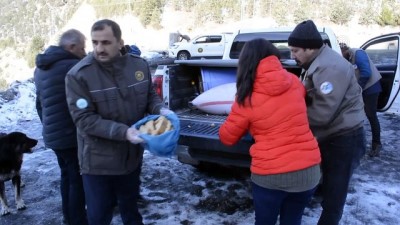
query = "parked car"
xmin=153 ymin=26 xmax=342 ymax=168
xmin=360 ymin=32 xmax=400 ymax=114
xmin=142 ymin=50 xmax=175 ymax=75
xmin=168 ymin=32 xmax=234 ymax=60
xmin=155 ymin=28 xmax=400 ymax=168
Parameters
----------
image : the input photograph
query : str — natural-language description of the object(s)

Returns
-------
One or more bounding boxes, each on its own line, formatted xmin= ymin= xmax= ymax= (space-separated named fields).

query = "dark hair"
xmin=120 ymin=45 xmax=130 ymax=55
xmin=236 ymin=38 xmax=281 ymax=106
xmin=91 ymin=19 xmax=122 ymax=41
xmin=59 ymin=29 xmax=85 ymax=49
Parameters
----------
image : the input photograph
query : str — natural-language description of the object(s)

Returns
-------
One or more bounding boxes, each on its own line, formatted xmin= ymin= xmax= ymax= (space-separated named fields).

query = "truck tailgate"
xmin=176 ymin=108 xmax=252 ymax=167
xmin=178 ymin=109 xmax=226 ymax=139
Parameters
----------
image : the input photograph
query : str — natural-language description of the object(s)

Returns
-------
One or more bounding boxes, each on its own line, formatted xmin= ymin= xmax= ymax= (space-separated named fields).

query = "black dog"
xmin=0 ymin=132 xmax=37 ymax=216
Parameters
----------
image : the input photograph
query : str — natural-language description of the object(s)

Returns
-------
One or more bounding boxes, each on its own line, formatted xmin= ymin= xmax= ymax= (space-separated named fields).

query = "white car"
xmin=168 ymin=33 xmax=233 ymax=60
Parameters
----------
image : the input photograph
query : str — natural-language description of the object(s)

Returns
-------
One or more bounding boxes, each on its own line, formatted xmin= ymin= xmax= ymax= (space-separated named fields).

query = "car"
xmin=360 ymin=32 xmax=400 ymax=114
xmin=154 ymin=26 xmax=344 ymax=168
xmin=222 ymin=26 xmax=341 ymax=60
xmin=168 ymin=33 xmax=234 ymax=60
xmin=142 ymin=51 xmax=175 ymax=75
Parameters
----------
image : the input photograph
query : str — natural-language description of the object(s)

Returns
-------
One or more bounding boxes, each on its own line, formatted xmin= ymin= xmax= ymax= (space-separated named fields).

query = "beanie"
xmin=288 ymin=20 xmax=323 ymax=49
xmin=129 ymin=45 xmax=142 ymax=56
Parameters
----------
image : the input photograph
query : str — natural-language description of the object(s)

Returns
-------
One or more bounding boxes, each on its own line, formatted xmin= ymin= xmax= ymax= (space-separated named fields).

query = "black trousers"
xmin=53 ymin=148 xmax=87 ymax=225
xmin=317 ymin=127 xmax=366 ymax=225
xmin=363 ymin=92 xmax=381 ymax=145
xmin=82 ymin=168 xmax=143 ymax=225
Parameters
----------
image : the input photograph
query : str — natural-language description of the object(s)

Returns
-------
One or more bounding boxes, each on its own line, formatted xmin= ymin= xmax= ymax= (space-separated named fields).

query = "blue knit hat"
xmin=288 ymin=20 xmax=323 ymax=49
xmin=128 ymin=45 xmax=141 ymax=56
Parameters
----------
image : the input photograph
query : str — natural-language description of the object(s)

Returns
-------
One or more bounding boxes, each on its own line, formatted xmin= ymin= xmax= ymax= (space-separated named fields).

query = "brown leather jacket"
xmin=65 ymin=53 xmax=163 ymax=175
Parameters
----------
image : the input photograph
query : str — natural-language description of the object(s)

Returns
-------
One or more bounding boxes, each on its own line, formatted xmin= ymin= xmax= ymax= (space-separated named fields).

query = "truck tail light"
xmin=152 ymin=75 xmax=163 ymax=98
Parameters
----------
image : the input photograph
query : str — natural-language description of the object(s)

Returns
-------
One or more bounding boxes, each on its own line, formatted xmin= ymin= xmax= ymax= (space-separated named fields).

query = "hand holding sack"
xmin=126 ymin=127 xmax=144 ymax=144
xmin=132 ymin=113 xmax=180 ymax=157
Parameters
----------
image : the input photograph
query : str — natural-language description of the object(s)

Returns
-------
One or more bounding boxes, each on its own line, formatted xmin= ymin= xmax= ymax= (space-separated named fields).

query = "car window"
xmin=209 ymin=36 xmax=222 ymax=43
xmin=364 ymin=37 xmax=399 ymax=65
xmin=229 ymin=32 xmax=332 ymax=59
xmin=195 ymin=36 xmax=208 ymax=44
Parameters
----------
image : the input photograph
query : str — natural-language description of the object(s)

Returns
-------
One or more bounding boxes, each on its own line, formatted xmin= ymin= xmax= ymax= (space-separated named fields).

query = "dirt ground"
xmin=1 ymin=113 xmax=400 ymax=225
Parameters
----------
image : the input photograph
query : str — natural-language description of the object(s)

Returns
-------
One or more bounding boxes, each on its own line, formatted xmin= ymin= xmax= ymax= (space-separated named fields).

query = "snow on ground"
xmin=0 ymin=81 xmax=399 ymax=225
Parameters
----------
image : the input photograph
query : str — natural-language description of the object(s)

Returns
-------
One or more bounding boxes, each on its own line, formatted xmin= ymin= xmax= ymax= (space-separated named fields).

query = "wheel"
xmin=177 ymin=51 xmax=190 ymax=60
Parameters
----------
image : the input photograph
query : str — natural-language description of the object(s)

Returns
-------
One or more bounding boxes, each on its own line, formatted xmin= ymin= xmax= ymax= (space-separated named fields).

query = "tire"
xmin=177 ymin=51 xmax=190 ymax=60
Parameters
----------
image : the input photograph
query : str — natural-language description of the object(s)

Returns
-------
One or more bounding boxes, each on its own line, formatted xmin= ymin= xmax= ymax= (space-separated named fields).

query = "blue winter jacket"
xmin=34 ymin=46 xmax=81 ymax=149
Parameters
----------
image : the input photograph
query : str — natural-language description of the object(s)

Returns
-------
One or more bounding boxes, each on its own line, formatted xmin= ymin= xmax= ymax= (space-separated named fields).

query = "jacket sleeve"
xmin=354 ymin=50 xmax=371 ymax=89
xmin=219 ymin=102 xmax=249 ymax=146
xmin=65 ymin=72 xmax=129 ymax=141
xmin=306 ymin=66 xmax=351 ymax=127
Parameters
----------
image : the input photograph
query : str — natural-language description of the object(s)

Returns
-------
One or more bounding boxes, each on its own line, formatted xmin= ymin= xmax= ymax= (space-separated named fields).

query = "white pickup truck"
xmin=168 ymin=32 xmax=234 ymax=60
xmin=155 ymin=28 xmax=400 ymax=168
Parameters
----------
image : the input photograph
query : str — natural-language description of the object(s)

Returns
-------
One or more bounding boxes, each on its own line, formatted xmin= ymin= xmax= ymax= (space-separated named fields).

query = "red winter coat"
xmin=219 ymin=56 xmax=320 ymax=175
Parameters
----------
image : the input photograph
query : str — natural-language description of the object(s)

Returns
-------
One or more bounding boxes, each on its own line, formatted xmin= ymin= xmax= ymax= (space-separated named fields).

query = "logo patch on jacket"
xmin=320 ymin=82 xmax=333 ymax=94
xmin=135 ymin=71 xmax=144 ymax=81
xmin=76 ymin=98 xmax=88 ymax=109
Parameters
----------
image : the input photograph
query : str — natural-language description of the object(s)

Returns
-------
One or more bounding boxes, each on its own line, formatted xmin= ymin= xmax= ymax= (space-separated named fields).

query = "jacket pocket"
xmin=91 ymin=89 xmax=119 ymax=119
xmin=86 ymin=137 xmax=128 ymax=171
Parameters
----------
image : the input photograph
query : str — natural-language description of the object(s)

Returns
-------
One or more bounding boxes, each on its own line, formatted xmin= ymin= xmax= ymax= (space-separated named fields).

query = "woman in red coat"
xmin=219 ymin=39 xmax=321 ymax=225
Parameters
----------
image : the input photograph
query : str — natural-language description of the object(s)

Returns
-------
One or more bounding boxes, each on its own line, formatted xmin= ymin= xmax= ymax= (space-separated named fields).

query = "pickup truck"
xmin=154 ymin=29 xmax=400 ymax=168
xmin=168 ymin=32 xmax=234 ymax=60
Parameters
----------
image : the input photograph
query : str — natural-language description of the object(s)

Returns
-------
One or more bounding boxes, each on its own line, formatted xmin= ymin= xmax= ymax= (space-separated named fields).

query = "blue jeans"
xmin=82 ymin=168 xmax=143 ymax=225
xmin=252 ymin=182 xmax=316 ymax=225
xmin=317 ymin=126 xmax=366 ymax=225
xmin=53 ymin=148 xmax=87 ymax=225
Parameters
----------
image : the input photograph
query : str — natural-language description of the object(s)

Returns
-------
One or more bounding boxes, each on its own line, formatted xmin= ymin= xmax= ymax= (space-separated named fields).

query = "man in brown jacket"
xmin=65 ymin=19 xmax=164 ymax=225
xmin=289 ymin=20 xmax=366 ymax=225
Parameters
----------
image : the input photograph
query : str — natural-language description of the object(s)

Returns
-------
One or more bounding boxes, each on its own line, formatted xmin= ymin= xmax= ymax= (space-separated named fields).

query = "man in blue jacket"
xmin=340 ymin=42 xmax=382 ymax=157
xmin=34 ymin=29 xmax=88 ymax=225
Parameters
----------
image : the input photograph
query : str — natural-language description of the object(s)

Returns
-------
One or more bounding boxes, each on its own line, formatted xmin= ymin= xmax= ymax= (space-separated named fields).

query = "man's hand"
xmin=126 ymin=127 xmax=144 ymax=144
xmin=160 ymin=108 xmax=174 ymax=116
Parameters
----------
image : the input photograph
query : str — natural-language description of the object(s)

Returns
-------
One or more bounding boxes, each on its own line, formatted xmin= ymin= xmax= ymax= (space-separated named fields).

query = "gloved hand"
xmin=126 ymin=127 xmax=144 ymax=144
xmin=160 ymin=107 xmax=174 ymax=116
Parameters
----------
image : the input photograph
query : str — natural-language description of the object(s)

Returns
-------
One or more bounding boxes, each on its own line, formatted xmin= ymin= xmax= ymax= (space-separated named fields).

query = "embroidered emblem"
xmin=76 ymin=98 xmax=88 ymax=109
xmin=135 ymin=71 xmax=144 ymax=81
xmin=320 ymin=82 xmax=333 ymax=94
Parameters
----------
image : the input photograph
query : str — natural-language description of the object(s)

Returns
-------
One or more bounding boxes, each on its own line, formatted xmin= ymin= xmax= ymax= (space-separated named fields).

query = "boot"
xmin=368 ymin=143 xmax=382 ymax=157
